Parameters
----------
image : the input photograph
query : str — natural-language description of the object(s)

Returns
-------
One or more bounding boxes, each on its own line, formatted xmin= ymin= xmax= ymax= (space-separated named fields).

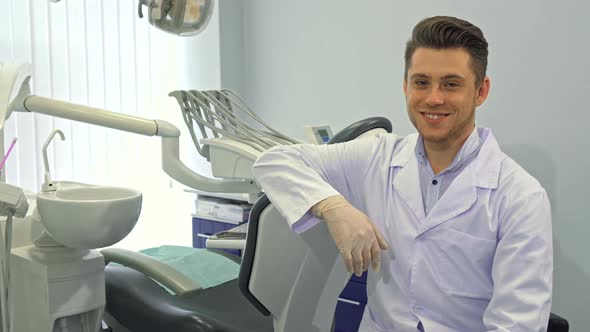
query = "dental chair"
xmin=101 ymin=115 xmax=393 ymax=332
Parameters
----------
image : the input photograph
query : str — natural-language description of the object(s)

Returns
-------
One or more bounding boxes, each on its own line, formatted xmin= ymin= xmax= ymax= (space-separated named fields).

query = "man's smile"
xmin=420 ymin=112 xmax=451 ymax=123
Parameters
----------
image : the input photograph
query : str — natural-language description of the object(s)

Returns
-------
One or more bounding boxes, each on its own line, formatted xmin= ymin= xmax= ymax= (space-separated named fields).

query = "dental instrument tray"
xmin=170 ymin=89 xmax=303 ymax=183
xmin=211 ymin=223 xmax=248 ymax=239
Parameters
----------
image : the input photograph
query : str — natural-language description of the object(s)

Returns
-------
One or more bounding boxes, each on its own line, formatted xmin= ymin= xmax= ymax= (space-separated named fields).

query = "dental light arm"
xmin=5 ymin=74 xmax=260 ymax=196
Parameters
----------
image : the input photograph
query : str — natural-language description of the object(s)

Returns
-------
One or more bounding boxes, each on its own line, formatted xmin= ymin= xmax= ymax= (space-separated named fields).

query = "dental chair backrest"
xmin=239 ymin=117 xmax=393 ymax=332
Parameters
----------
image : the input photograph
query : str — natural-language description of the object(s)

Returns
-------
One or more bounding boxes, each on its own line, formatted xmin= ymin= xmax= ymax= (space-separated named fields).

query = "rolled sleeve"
xmin=252 ymin=135 xmax=389 ymax=232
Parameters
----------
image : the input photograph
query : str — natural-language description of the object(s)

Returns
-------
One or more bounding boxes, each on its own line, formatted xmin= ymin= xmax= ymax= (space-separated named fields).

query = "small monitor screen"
xmin=318 ymin=129 xmax=329 ymax=137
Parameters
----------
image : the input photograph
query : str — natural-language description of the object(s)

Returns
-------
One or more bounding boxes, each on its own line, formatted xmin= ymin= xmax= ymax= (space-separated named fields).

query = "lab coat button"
xmin=432 ymin=179 xmax=438 ymax=185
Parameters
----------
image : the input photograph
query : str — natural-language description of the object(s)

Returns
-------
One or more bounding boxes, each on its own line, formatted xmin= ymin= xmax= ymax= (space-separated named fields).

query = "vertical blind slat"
xmin=49 ymin=1 xmax=73 ymax=182
xmin=2 ymin=0 xmax=19 ymax=186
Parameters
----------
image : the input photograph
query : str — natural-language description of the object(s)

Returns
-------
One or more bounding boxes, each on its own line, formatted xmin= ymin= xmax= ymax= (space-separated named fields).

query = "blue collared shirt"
xmin=416 ymin=127 xmax=481 ymax=216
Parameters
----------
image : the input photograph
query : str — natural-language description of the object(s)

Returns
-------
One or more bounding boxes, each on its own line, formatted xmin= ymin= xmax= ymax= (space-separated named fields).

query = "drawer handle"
xmin=337 ymin=298 xmax=361 ymax=306
xmin=196 ymin=233 xmax=212 ymax=239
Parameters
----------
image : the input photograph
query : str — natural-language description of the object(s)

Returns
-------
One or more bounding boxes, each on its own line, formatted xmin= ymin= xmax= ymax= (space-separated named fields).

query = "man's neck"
xmin=424 ymin=127 xmax=474 ymax=175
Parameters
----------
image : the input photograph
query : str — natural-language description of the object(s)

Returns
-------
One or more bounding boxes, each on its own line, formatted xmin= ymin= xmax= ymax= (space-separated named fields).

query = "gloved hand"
xmin=314 ymin=196 xmax=389 ymax=277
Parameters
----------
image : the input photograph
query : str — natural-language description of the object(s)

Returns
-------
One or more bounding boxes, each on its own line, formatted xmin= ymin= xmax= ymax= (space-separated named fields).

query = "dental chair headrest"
xmin=328 ymin=116 xmax=392 ymax=144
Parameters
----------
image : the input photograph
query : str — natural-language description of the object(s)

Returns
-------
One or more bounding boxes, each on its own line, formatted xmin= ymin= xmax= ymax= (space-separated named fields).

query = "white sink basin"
xmin=36 ymin=186 xmax=142 ymax=249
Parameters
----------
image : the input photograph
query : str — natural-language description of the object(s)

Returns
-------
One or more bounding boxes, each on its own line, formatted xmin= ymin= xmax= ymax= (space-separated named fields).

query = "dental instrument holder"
xmin=0 ymin=183 xmax=28 ymax=218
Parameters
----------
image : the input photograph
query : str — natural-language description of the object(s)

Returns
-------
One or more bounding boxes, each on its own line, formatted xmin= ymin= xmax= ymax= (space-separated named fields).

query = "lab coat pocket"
xmin=428 ymin=227 xmax=495 ymax=300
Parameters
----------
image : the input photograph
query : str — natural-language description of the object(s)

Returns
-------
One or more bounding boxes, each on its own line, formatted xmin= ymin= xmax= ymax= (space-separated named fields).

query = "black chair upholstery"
xmin=328 ymin=116 xmax=392 ymax=144
xmin=104 ymin=251 xmax=273 ymax=332
xmin=548 ymin=312 xmax=569 ymax=332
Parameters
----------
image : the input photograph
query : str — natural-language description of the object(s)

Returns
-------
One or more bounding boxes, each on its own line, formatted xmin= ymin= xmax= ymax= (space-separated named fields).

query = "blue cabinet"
xmin=334 ymin=272 xmax=367 ymax=332
xmin=192 ymin=217 xmax=243 ymax=256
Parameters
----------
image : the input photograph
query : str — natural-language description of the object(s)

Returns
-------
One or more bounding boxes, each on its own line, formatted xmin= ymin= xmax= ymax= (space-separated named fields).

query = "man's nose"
xmin=425 ymin=87 xmax=444 ymax=107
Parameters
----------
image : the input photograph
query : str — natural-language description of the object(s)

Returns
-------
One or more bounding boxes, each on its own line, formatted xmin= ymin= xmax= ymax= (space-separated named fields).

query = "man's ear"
xmin=476 ymin=76 xmax=491 ymax=106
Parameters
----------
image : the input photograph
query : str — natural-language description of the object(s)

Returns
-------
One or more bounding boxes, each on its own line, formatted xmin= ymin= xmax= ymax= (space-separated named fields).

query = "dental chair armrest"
xmin=101 ymin=248 xmax=202 ymax=295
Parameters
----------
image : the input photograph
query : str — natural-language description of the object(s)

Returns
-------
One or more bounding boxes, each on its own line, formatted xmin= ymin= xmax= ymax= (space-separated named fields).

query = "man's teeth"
xmin=425 ymin=113 xmax=446 ymax=119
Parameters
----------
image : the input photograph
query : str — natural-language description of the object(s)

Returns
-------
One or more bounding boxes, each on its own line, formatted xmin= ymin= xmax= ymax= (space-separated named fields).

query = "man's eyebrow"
xmin=409 ymin=73 xmax=467 ymax=81
xmin=409 ymin=73 xmax=430 ymax=80
xmin=441 ymin=74 xmax=465 ymax=81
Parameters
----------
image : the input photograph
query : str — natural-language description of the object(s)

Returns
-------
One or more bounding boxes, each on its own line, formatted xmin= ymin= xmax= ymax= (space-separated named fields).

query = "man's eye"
xmin=445 ymin=82 xmax=460 ymax=88
xmin=414 ymin=80 xmax=428 ymax=87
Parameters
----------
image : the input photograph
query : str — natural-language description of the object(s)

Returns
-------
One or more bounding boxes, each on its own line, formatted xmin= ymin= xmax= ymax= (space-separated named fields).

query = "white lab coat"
xmin=252 ymin=128 xmax=553 ymax=332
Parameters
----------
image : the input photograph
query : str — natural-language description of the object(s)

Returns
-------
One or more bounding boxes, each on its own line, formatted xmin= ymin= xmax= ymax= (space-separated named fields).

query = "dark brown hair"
xmin=404 ymin=16 xmax=488 ymax=85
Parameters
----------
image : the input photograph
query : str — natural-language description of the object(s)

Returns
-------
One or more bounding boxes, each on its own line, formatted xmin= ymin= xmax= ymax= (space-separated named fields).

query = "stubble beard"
xmin=409 ymin=102 xmax=476 ymax=148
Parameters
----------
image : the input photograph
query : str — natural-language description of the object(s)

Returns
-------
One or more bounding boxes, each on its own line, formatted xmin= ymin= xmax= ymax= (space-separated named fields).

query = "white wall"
xmin=236 ymin=0 xmax=589 ymax=329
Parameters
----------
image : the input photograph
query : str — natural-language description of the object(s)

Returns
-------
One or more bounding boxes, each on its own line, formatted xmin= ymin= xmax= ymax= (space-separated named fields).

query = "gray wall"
xmin=218 ymin=0 xmax=245 ymax=93
xmin=224 ymin=0 xmax=589 ymax=329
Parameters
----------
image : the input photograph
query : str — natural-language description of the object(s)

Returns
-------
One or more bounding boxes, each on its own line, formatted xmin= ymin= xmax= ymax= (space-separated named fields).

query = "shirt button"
xmin=432 ymin=179 xmax=438 ymax=185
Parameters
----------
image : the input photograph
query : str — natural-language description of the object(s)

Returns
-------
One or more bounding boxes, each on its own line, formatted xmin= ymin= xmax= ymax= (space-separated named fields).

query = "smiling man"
xmin=253 ymin=16 xmax=553 ymax=331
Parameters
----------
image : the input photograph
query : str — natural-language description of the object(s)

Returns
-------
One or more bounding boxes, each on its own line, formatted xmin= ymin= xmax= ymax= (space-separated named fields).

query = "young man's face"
xmin=403 ymin=47 xmax=490 ymax=148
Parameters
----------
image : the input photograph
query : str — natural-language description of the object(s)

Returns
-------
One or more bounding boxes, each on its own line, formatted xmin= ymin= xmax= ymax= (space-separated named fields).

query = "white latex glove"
xmin=322 ymin=204 xmax=389 ymax=277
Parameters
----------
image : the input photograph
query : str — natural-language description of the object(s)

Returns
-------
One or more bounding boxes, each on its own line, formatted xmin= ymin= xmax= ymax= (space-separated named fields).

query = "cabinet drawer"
xmin=339 ymin=280 xmax=367 ymax=304
xmin=193 ymin=218 xmax=237 ymax=234
xmin=334 ymin=298 xmax=365 ymax=332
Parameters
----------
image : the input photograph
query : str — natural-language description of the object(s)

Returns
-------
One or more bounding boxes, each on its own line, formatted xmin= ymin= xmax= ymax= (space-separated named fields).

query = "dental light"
xmin=49 ymin=0 xmax=215 ymax=37
xmin=138 ymin=0 xmax=215 ymax=36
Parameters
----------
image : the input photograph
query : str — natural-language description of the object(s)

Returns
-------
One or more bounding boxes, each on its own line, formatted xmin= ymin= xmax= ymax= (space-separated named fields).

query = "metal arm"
xmin=4 ymin=71 xmax=259 ymax=195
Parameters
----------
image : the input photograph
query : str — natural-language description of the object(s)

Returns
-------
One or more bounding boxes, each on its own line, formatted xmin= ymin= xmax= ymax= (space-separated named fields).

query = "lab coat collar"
xmin=390 ymin=133 xmax=419 ymax=168
xmin=390 ymin=133 xmax=425 ymax=221
xmin=389 ymin=128 xmax=504 ymax=233
xmin=469 ymin=128 xmax=503 ymax=190
xmin=392 ymin=150 xmax=426 ymax=221
xmin=390 ymin=128 xmax=502 ymax=189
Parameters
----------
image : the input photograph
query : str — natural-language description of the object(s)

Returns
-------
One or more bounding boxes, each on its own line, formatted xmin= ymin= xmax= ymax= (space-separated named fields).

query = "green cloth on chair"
xmin=139 ymin=245 xmax=240 ymax=293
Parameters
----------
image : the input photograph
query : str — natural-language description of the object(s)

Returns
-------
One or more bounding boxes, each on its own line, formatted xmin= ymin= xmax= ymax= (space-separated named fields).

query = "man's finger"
xmin=362 ymin=242 xmax=372 ymax=272
xmin=370 ymin=238 xmax=381 ymax=273
xmin=372 ymin=224 xmax=390 ymax=250
xmin=341 ymin=249 xmax=353 ymax=273
xmin=351 ymin=246 xmax=364 ymax=277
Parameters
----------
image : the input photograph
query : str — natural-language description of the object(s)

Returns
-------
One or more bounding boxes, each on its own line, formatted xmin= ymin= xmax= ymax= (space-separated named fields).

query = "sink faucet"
xmin=42 ymin=129 xmax=65 ymax=192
